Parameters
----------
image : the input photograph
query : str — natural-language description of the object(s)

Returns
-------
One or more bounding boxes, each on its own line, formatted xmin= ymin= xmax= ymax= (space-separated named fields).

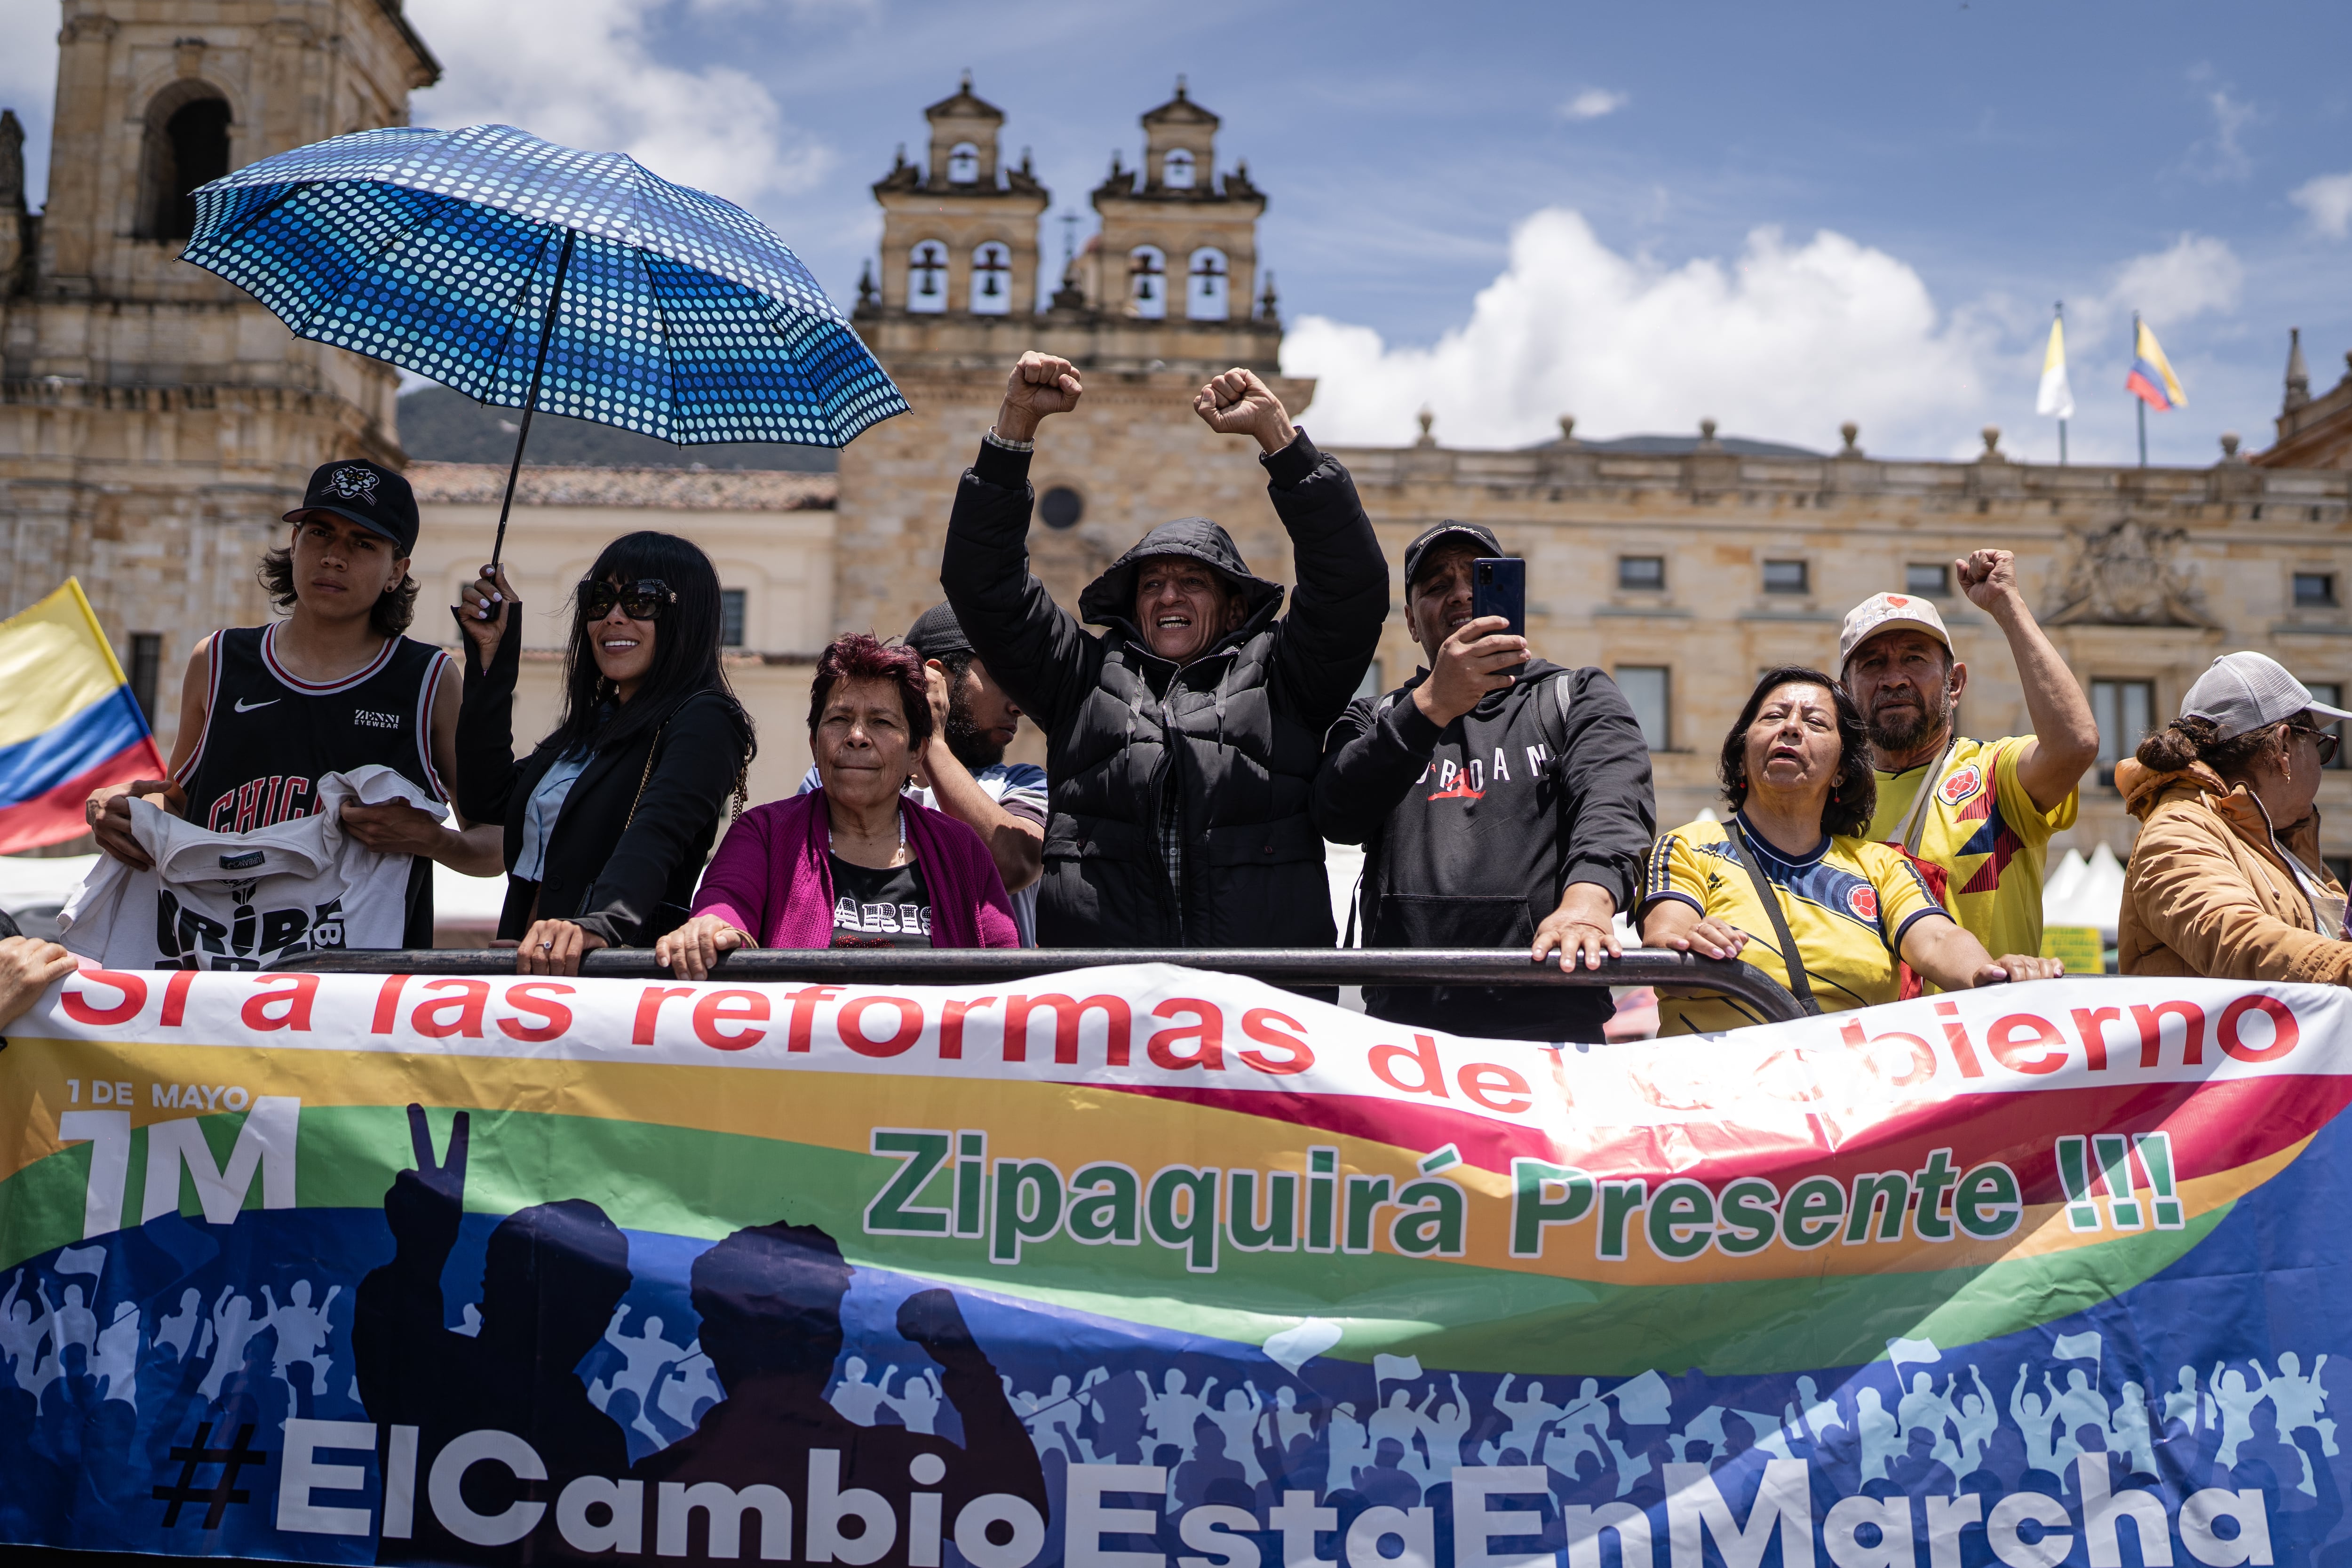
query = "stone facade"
xmin=0 ymin=0 xmax=437 ymax=759
xmin=12 ymin=34 xmax=2352 ymax=892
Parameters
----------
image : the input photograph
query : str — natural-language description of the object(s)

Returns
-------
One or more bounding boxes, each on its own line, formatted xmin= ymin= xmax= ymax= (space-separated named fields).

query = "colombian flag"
xmin=0 ymin=580 xmax=166 ymax=854
xmin=2126 ymin=316 xmax=2188 ymax=411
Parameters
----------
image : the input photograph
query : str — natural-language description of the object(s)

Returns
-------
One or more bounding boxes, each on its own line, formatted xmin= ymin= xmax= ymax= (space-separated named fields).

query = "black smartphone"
xmin=1471 ymin=557 xmax=1527 ymax=642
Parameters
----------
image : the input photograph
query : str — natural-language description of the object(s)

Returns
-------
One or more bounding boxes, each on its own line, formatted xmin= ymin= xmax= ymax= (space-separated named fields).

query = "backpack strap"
xmin=1722 ymin=818 xmax=1824 ymax=1016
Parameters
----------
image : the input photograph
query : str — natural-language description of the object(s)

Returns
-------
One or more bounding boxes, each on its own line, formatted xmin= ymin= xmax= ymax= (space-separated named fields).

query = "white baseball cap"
xmin=1839 ymin=592 xmax=1954 ymax=672
xmin=2180 ymin=652 xmax=2352 ymax=741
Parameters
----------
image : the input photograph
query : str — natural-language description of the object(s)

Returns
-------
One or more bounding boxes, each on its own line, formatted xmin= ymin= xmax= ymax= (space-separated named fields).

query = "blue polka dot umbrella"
xmin=181 ymin=121 xmax=907 ymax=563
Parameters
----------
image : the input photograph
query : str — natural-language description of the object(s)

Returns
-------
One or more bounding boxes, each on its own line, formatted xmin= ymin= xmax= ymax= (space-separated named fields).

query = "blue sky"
xmin=3 ymin=0 xmax=2347 ymax=462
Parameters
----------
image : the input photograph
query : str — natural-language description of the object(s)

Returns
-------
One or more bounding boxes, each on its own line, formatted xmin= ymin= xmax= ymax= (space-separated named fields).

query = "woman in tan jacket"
xmin=2119 ymin=652 xmax=2352 ymax=981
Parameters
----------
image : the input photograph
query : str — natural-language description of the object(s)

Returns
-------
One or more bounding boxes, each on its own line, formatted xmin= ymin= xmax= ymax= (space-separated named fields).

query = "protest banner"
xmin=0 ymin=962 xmax=2342 ymax=1566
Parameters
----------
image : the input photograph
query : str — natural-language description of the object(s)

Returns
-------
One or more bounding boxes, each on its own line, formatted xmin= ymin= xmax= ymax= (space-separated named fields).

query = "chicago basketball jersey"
xmin=175 ymin=623 xmax=453 ymax=947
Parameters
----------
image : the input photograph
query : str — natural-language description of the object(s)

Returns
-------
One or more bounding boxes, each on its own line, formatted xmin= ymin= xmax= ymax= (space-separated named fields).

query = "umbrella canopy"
xmin=181 ymin=122 xmax=906 ymax=451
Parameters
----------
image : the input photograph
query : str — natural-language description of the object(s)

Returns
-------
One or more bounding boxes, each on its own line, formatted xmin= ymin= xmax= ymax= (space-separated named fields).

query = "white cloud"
xmin=1281 ymin=208 xmax=1991 ymax=454
xmin=405 ymin=0 xmax=834 ymax=204
xmin=2186 ymin=85 xmax=2256 ymax=182
xmin=2101 ymin=232 xmax=2242 ymax=326
xmin=2292 ymin=172 xmax=2352 ymax=239
xmin=1559 ymin=88 xmax=1629 ymax=122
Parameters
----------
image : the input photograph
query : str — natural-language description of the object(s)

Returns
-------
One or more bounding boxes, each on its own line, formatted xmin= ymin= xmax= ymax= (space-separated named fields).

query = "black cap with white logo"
xmin=286 ymin=459 xmax=419 ymax=555
xmin=1401 ymin=519 xmax=1502 ymax=595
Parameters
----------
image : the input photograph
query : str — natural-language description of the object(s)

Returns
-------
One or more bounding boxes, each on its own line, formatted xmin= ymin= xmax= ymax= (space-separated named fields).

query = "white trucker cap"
xmin=2180 ymin=652 xmax=2352 ymax=741
xmin=1839 ymin=592 xmax=1954 ymax=672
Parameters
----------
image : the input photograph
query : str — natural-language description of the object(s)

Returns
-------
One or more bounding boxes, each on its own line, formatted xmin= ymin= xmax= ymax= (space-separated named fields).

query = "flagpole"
xmin=2134 ymin=310 xmax=2148 ymax=469
xmin=2057 ymin=301 xmax=2068 ymax=466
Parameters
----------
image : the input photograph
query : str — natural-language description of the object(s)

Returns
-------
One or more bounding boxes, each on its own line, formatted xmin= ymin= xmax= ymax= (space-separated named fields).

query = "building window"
xmin=1761 ymin=559 xmax=1809 ymax=596
xmin=1128 ymin=246 xmax=1167 ymax=319
xmin=1906 ymin=563 xmax=1951 ymax=597
xmin=720 ymin=590 xmax=746 ymax=648
xmin=2309 ymin=683 xmax=2347 ymax=771
xmin=137 ymin=86 xmax=232 ymax=242
xmin=946 ymin=141 xmax=981 ymax=185
xmin=129 ymin=633 xmax=163 ymax=723
xmin=1186 ymin=247 xmax=1229 ymax=321
xmin=969 ymin=241 xmax=1011 ymax=315
xmin=906 ymin=240 xmax=948 ymax=314
xmin=1040 ymin=486 xmax=1085 ymax=530
xmin=1617 ymin=666 xmax=1670 ymax=751
xmin=1618 ymin=556 xmax=1665 ymax=592
xmin=2091 ymin=678 xmax=2154 ymax=788
xmin=1163 ymin=148 xmax=1196 ymax=190
xmin=2294 ymin=572 xmax=2337 ymax=608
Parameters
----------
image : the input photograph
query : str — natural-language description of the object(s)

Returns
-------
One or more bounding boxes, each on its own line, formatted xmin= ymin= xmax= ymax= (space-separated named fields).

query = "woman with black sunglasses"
xmin=454 ymin=532 xmax=755 ymax=974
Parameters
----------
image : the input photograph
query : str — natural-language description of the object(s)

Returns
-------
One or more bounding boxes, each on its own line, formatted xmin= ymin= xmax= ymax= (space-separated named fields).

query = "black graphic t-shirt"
xmin=828 ymin=854 xmax=934 ymax=947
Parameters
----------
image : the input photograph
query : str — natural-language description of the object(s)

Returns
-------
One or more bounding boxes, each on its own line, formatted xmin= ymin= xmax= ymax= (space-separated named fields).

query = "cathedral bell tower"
xmin=0 ymin=0 xmax=438 ymax=752
xmin=836 ymin=77 xmax=1311 ymax=681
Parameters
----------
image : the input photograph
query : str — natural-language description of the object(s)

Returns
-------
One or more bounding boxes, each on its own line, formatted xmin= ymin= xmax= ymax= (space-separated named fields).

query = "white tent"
xmin=2044 ymin=842 xmax=2126 ymax=942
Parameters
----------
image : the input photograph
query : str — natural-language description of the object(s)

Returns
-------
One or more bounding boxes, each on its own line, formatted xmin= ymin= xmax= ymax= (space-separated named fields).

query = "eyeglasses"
xmin=2289 ymin=722 xmax=2342 ymax=767
xmin=582 ymin=578 xmax=675 ymax=621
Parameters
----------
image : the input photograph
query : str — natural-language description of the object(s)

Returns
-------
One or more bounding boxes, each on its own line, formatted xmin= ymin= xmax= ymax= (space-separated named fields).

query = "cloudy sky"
xmin=2 ymin=0 xmax=2347 ymax=463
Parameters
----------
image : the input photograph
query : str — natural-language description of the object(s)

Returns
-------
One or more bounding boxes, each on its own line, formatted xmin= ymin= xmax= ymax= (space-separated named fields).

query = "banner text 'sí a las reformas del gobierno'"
xmin=0 ymin=963 xmax=2343 ymax=1568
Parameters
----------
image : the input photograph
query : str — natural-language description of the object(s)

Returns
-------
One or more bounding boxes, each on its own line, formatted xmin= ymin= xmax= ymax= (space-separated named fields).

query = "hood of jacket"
xmin=2119 ymin=755 xmax=2327 ymax=868
xmin=1077 ymin=517 xmax=1287 ymax=639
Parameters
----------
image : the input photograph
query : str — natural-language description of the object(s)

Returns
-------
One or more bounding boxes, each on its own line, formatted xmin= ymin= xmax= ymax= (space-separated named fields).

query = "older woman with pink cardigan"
xmin=656 ymin=634 xmax=1017 ymax=976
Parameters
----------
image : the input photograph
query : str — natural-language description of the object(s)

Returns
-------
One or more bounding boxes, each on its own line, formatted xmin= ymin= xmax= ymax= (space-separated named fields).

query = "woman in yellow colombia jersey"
xmin=1640 ymin=666 xmax=2063 ymax=1033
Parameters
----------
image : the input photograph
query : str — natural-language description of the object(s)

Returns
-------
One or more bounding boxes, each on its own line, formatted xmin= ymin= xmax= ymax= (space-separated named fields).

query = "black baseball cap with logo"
xmin=1401 ymin=519 xmax=1502 ymax=595
xmin=285 ymin=459 xmax=420 ymax=555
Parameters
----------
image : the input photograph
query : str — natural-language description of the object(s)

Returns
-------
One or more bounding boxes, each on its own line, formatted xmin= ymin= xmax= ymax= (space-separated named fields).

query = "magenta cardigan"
xmin=690 ymin=790 xmax=1020 ymax=949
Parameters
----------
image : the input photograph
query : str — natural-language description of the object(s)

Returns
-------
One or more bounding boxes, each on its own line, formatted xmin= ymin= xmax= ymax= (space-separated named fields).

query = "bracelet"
xmin=984 ymin=426 xmax=1036 ymax=453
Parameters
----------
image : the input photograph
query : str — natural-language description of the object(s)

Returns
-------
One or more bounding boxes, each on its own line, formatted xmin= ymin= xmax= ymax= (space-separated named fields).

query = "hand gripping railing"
xmin=274 ymin=947 xmax=1806 ymax=1024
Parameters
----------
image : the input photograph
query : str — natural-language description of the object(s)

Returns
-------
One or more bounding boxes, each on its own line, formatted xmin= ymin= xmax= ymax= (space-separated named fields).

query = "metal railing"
xmin=276 ymin=947 xmax=1806 ymax=1024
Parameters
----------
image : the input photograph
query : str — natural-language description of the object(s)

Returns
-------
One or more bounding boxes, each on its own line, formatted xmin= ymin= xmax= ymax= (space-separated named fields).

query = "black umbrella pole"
xmin=490 ymin=229 xmax=577 ymax=572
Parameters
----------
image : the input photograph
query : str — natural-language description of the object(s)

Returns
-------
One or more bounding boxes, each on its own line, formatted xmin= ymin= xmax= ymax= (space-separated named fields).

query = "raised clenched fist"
xmin=1193 ymin=368 xmax=1296 ymax=454
xmin=994 ymin=352 xmax=1082 ymax=442
xmin=1955 ymin=549 xmax=2019 ymax=611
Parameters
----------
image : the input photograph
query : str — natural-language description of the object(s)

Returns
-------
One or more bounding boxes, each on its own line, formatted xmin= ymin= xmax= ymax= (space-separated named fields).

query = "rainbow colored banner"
xmin=0 ymin=964 xmax=2345 ymax=1567
xmin=0 ymin=579 xmax=167 ymax=853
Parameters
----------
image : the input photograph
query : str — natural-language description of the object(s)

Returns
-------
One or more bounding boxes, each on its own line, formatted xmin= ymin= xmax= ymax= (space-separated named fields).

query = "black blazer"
xmin=456 ymin=630 xmax=750 ymax=947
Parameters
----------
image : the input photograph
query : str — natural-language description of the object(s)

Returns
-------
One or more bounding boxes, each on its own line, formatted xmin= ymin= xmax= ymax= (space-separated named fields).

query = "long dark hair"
xmin=547 ymin=531 xmax=752 ymax=760
xmin=1718 ymin=665 xmax=1877 ymax=837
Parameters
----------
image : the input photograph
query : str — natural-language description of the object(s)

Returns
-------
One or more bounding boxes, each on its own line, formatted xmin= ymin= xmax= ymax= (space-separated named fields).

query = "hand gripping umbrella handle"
xmin=490 ymin=228 xmax=578 ymax=573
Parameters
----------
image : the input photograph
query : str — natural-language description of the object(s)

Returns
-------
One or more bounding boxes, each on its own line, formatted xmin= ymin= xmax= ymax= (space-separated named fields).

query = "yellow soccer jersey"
xmin=1868 ymin=735 xmax=2076 ymax=963
xmin=1640 ymin=816 xmax=1949 ymax=1035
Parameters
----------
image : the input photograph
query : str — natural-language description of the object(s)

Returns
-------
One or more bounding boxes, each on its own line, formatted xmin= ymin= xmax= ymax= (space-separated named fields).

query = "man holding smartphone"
xmin=1313 ymin=521 xmax=1656 ymax=1043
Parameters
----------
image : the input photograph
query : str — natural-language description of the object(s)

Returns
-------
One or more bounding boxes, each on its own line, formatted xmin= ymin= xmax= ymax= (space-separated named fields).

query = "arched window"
xmin=1128 ymin=246 xmax=1167 ymax=319
xmin=1187 ymin=248 xmax=1229 ymax=321
xmin=1162 ymin=148 xmax=1195 ymax=190
xmin=969 ymin=241 xmax=1012 ymax=315
xmin=946 ymin=141 xmax=981 ymax=185
xmin=136 ymin=83 xmax=232 ymax=242
xmin=907 ymin=240 xmax=948 ymax=313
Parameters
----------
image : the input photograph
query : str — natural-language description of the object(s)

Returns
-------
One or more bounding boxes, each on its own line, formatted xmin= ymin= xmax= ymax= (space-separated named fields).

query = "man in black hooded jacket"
xmin=942 ymin=350 xmax=1386 ymax=947
xmin=1313 ymin=521 xmax=1655 ymax=1042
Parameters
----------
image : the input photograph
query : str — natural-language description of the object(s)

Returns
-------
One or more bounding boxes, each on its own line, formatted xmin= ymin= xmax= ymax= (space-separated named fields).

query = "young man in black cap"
xmin=802 ymin=602 xmax=1049 ymax=944
xmin=1313 ymin=520 xmax=1656 ymax=1043
xmin=86 ymin=459 xmax=501 ymax=947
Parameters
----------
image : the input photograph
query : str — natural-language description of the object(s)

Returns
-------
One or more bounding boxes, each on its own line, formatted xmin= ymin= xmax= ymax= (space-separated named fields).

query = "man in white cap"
xmin=1838 ymin=549 xmax=2098 ymax=961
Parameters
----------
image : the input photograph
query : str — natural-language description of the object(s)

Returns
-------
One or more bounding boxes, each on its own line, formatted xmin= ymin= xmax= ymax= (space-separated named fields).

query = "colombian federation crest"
xmin=1846 ymin=883 xmax=1879 ymax=920
xmin=1938 ymin=762 xmax=1985 ymax=809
